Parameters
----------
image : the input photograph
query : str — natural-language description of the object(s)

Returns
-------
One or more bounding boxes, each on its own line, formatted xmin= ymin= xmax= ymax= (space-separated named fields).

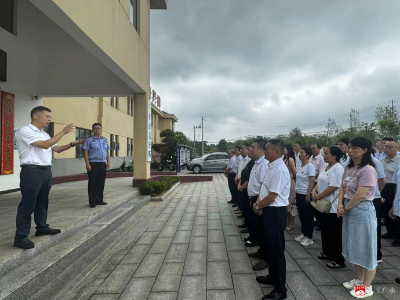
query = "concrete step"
xmin=0 ymin=193 xmax=151 ymax=300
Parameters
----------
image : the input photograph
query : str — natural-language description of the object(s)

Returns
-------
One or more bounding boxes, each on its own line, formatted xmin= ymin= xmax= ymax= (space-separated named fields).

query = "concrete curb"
xmin=150 ymin=182 xmax=180 ymax=202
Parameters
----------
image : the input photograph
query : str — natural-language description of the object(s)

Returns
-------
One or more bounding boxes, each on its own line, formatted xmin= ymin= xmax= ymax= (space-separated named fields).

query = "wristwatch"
xmin=70 ymin=142 xmax=75 ymax=147
xmin=255 ymin=204 xmax=259 ymax=210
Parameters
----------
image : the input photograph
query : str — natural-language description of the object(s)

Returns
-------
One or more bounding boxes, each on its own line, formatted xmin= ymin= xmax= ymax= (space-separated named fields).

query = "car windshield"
xmin=200 ymin=154 xmax=209 ymax=159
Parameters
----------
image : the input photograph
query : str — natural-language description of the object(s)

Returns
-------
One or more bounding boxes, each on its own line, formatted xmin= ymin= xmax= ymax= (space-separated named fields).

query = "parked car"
xmin=187 ymin=152 xmax=229 ymax=174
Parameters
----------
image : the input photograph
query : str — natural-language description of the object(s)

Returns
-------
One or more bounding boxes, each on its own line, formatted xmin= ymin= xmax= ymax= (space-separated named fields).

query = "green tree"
xmin=217 ymin=139 xmax=228 ymax=152
xmin=288 ymin=127 xmax=304 ymax=144
xmin=377 ymin=120 xmax=400 ymax=140
xmin=175 ymin=131 xmax=191 ymax=146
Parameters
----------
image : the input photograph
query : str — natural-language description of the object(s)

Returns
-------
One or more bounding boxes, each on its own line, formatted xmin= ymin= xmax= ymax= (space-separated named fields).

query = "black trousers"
xmin=88 ymin=162 xmax=107 ymax=206
xmin=373 ymin=197 xmax=382 ymax=260
xmin=296 ymin=193 xmax=314 ymax=239
xmin=247 ymin=196 xmax=269 ymax=262
xmin=396 ymin=218 xmax=400 ymax=239
xmin=15 ymin=167 xmax=52 ymax=240
xmin=228 ymin=173 xmax=239 ymax=203
xmin=318 ymin=211 xmax=345 ymax=265
xmin=262 ymin=206 xmax=287 ymax=293
xmin=381 ymin=183 xmax=396 ymax=236
xmin=241 ymin=189 xmax=250 ymax=224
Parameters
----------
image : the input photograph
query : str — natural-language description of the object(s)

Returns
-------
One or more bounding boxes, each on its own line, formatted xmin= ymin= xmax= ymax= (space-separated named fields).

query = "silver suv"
xmin=187 ymin=152 xmax=229 ymax=174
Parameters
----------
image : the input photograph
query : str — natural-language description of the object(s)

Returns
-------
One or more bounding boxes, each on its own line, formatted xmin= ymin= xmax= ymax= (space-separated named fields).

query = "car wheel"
xmin=193 ymin=165 xmax=202 ymax=174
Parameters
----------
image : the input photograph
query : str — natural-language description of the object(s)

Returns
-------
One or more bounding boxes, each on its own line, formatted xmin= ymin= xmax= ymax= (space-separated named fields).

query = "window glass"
xmin=206 ymin=155 xmax=217 ymax=160
xmin=130 ymin=0 xmax=138 ymax=31
xmin=217 ymin=155 xmax=228 ymax=160
xmin=0 ymin=0 xmax=14 ymax=35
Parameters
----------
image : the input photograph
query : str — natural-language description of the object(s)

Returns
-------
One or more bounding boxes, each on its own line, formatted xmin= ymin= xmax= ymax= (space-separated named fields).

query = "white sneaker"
xmin=343 ymin=279 xmax=363 ymax=290
xmin=295 ymin=234 xmax=305 ymax=242
xmin=350 ymin=285 xmax=374 ymax=298
xmin=300 ymin=237 xmax=314 ymax=246
xmin=377 ymin=260 xmax=382 ymax=263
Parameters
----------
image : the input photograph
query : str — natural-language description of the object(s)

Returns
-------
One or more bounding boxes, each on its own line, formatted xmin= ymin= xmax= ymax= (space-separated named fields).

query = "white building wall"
xmin=0 ymin=1 xmax=43 ymax=192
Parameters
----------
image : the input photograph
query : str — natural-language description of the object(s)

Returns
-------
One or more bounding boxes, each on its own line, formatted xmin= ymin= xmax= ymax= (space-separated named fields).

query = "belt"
xmin=249 ymin=195 xmax=258 ymax=200
xmin=21 ymin=165 xmax=51 ymax=170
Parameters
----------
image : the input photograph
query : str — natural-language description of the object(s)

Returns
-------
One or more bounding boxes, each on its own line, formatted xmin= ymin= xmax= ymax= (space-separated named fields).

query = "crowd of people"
xmin=225 ymin=136 xmax=400 ymax=300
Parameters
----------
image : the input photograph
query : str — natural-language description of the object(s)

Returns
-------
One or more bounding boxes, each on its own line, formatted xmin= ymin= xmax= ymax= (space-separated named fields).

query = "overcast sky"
xmin=150 ymin=0 xmax=400 ymax=144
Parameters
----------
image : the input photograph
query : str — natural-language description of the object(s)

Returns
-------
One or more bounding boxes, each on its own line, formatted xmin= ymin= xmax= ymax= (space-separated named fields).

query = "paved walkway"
xmin=55 ymin=174 xmax=400 ymax=300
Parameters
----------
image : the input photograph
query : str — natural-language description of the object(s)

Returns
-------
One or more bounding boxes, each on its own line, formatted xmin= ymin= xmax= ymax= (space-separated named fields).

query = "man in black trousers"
xmin=83 ymin=123 xmax=110 ymax=208
xmin=225 ymin=149 xmax=239 ymax=204
xmin=254 ymin=139 xmax=290 ymax=300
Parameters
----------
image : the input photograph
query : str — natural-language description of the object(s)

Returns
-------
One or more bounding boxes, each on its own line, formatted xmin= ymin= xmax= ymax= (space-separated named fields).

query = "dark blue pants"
xmin=373 ymin=197 xmax=382 ymax=260
xmin=262 ymin=206 xmax=287 ymax=293
xmin=381 ymin=183 xmax=396 ymax=237
xmin=296 ymin=193 xmax=314 ymax=239
xmin=15 ymin=168 xmax=52 ymax=240
xmin=88 ymin=162 xmax=107 ymax=206
xmin=227 ymin=172 xmax=239 ymax=203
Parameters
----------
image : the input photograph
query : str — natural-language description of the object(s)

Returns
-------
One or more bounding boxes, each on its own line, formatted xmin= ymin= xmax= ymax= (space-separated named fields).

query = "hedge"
xmin=139 ymin=176 xmax=180 ymax=196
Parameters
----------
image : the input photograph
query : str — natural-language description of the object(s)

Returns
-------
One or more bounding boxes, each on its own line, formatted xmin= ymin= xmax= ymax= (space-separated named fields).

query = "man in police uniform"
xmin=83 ymin=123 xmax=110 ymax=208
xmin=14 ymin=106 xmax=85 ymax=249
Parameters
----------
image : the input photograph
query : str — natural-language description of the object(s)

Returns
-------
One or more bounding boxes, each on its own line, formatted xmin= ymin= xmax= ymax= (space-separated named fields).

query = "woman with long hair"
xmin=295 ymin=147 xmax=316 ymax=246
xmin=312 ymin=146 xmax=345 ymax=268
xmin=338 ymin=137 xmax=378 ymax=298
xmin=284 ymin=144 xmax=297 ymax=230
xmin=338 ymin=138 xmax=350 ymax=168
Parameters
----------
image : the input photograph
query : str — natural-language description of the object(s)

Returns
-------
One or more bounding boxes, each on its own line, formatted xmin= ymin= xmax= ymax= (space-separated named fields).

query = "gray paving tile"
xmin=152 ymin=275 xmax=182 ymax=292
xmin=134 ymin=254 xmax=165 ymax=277
xmin=208 ymin=220 xmax=223 ymax=229
xmin=285 ymin=241 xmax=313 ymax=259
xmin=148 ymin=292 xmax=178 ymax=300
xmin=222 ymin=224 xmax=240 ymax=236
xmin=177 ymin=275 xmax=207 ymax=300
xmin=208 ymin=230 xmax=225 ymax=243
xmin=207 ymin=290 xmax=235 ymax=300
xmin=91 ymin=254 xmax=125 ymax=279
xmin=207 ymin=243 xmax=228 ymax=261
xmin=172 ymin=230 xmax=192 ymax=244
xmin=191 ymin=225 xmax=208 ymax=237
xmin=147 ymin=222 xmax=167 ymax=232
xmin=136 ymin=232 xmax=160 ymax=245
xmin=119 ymin=277 xmax=156 ymax=300
xmin=225 ymin=235 xmax=245 ymax=251
xmin=207 ymin=261 xmax=233 ymax=289
xmin=90 ymin=295 xmax=120 ymax=300
xmin=178 ymin=220 xmax=194 ymax=231
xmin=188 ymin=236 xmax=208 ymax=252
xmin=166 ymin=217 xmax=182 ymax=226
xmin=96 ymin=264 xmax=138 ymax=294
xmin=208 ymin=212 xmax=221 ymax=220
xmin=296 ymin=258 xmax=338 ymax=286
xmin=196 ymin=210 xmax=208 ymax=217
xmin=194 ymin=216 xmax=208 ymax=225
xmin=183 ymin=252 xmax=207 ymax=275
xmin=232 ymin=274 xmax=264 ymax=300
xmin=155 ymin=214 xmax=171 ymax=222
xmin=383 ymin=255 xmax=400 ymax=270
xmin=228 ymin=251 xmax=254 ymax=274
xmin=219 ymin=210 xmax=232 ymax=216
xmin=373 ymin=284 xmax=400 ymax=300
xmin=165 ymin=244 xmax=189 ymax=263
xmin=158 ymin=226 xmax=179 ymax=238
xmin=378 ymin=269 xmax=400 ymax=283
xmin=149 ymin=238 xmax=173 ymax=254
xmin=221 ymin=215 xmax=236 ymax=225
xmin=158 ymin=262 xmax=184 ymax=276
xmin=121 ymin=244 xmax=151 ymax=264
xmin=286 ymin=272 xmax=325 ymax=300
xmin=182 ymin=213 xmax=196 ymax=221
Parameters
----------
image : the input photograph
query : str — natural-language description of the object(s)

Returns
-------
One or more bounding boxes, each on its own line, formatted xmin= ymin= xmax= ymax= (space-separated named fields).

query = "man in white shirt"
xmin=14 ymin=106 xmax=85 ymax=249
xmin=225 ymin=150 xmax=239 ymax=205
xmin=254 ymin=139 xmax=290 ymax=300
xmin=309 ymin=143 xmax=325 ymax=178
xmin=234 ymin=144 xmax=252 ymax=216
xmin=293 ymin=142 xmax=302 ymax=170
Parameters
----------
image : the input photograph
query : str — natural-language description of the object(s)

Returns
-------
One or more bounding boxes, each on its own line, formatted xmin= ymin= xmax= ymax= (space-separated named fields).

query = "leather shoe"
xmin=396 ymin=278 xmax=400 ymax=284
xmin=381 ymin=233 xmax=395 ymax=239
xmin=248 ymin=251 xmax=263 ymax=259
xmin=237 ymin=215 xmax=244 ymax=219
xmin=238 ymin=224 xmax=247 ymax=228
xmin=228 ymin=200 xmax=235 ymax=204
xmin=244 ymin=236 xmax=251 ymax=242
xmin=256 ymin=275 xmax=274 ymax=285
xmin=234 ymin=211 xmax=242 ymax=214
xmin=252 ymin=260 xmax=269 ymax=271
xmin=316 ymin=226 xmax=321 ymax=231
xmin=35 ymin=228 xmax=61 ymax=236
xmin=232 ymin=204 xmax=238 ymax=207
xmin=96 ymin=202 xmax=107 ymax=205
xmin=90 ymin=204 xmax=96 ymax=208
xmin=263 ymin=289 xmax=287 ymax=299
xmin=240 ymin=228 xmax=249 ymax=233
xmin=392 ymin=239 xmax=400 ymax=246
xmin=13 ymin=238 xmax=34 ymax=249
xmin=244 ymin=240 xmax=258 ymax=247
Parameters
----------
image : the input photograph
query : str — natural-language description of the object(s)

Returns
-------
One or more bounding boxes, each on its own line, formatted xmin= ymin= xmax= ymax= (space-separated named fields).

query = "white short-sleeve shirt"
xmin=392 ymin=166 xmax=400 ymax=217
xmin=228 ymin=156 xmax=238 ymax=173
xmin=372 ymin=156 xmax=385 ymax=199
xmin=259 ymin=158 xmax=290 ymax=207
xmin=248 ymin=156 xmax=269 ymax=197
xmin=238 ymin=156 xmax=251 ymax=179
xmin=15 ymin=124 xmax=55 ymax=166
xmin=316 ymin=163 xmax=344 ymax=213
xmin=295 ymin=163 xmax=316 ymax=194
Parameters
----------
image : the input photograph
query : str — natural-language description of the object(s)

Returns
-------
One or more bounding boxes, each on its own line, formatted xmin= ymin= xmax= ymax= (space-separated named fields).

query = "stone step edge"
xmin=0 ymin=189 xmax=140 ymax=277
xmin=0 ymin=194 xmax=150 ymax=300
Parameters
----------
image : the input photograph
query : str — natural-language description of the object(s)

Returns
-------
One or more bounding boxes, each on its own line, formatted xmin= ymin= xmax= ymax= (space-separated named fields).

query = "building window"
xmin=116 ymin=135 xmax=119 ymax=157
xmin=0 ymin=0 xmax=15 ymax=35
xmin=131 ymin=98 xmax=134 ymax=116
xmin=131 ymin=138 xmax=133 ymax=156
xmin=111 ymin=97 xmax=115 ymax=107
xmin=43 ymin=122 xmax=54 ymax=137
xmin=127 ymin=97 xmax=130 ymax=115
xmin=110 ymin=134 xmax=115 ymax=157
xmin=116 ymin=97 xmax=119 ymax=110
xmin=129 ymin=0 xmax=138 ymax=31
xmin=151 ymin=113 xmax=154 ymax=126
xmin=76 ymin=127 xmax=92 ymax=158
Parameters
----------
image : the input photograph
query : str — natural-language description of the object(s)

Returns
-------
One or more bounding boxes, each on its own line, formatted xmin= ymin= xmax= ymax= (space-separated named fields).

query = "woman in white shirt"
xmin=312 ymin=146 xmax=345 ymax=269
xmin=295 ymin=147 xmax=316 ymax=246
xmin=338 ymin=138 xmax=350 ymax=168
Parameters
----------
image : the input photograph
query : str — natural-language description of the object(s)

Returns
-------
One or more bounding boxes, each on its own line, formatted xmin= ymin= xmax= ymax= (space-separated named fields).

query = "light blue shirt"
xmin=228 ymin=156 xmax=238 ymax=173
xmin=392 ymin=166 xmax=400 ymax=217
xmin=83 ymin=135 xmax=110 ymax=162
xmin=372 ymin=156 xmax=385 ymax=199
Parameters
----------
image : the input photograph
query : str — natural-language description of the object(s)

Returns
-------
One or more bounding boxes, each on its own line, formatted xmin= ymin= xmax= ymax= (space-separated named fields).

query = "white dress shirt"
xmin=228 ymin=156 xmax=238 ymax=173
xmin=295 ymin=152 xmax=301 ymax=170
xmin=340 ymin=154 xmax=350 ymax=168
xmin=316 ymin=163 xmax=344 ymax=213
xmin=309 ymin=154 xmax=326 ymax=174
xmin=238 ymin=156 xmax=251 ymax=179
xmin=15 ymin=124 xmax=55 ymax=166
xmin=248 ymin=156 xmax=269 ymax=197
xmin=259 ymin=157 xmax=290 ymax=207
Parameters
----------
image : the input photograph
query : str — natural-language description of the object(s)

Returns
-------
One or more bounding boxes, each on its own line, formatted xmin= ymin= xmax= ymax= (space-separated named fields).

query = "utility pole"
xmin=392 ymin=99 xmax=395 ymax=114
xmin=193 ymin=126 xmax=196 ymax=151
xmin=202 ymin=116 xmax=204 ymax=156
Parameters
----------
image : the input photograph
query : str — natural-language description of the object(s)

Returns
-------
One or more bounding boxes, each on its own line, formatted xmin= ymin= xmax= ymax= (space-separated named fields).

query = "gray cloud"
xmin=150 ymin=0 xmax=400 ymax=143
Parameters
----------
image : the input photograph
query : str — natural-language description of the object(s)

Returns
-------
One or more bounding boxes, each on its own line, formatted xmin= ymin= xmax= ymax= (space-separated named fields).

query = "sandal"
xmin=326 ymin=261 xmax=346 ymax=269
xmin=317 ymin=252 xmax=329 ymax=260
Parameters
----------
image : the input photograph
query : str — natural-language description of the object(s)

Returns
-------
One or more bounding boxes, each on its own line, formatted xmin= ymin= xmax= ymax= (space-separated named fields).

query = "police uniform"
xmin=227 ymin=155 xmax=239 ymax=203
xmin=14 ymin=124 xmax=56 ymax=243
xmin=83 ymin=136 xmax=110 ymax=206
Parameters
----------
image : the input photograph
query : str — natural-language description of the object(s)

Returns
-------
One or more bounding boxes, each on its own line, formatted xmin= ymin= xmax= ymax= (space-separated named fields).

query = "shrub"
xmin=139 ymin=181 xmax=154 ymax=196
xmin=139 ymin=176 xmax=180 ymax=196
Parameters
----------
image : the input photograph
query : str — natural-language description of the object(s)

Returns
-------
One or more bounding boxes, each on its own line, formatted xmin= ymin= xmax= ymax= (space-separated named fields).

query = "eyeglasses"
xmin=384 ymin=146 xmax=398 ymax=150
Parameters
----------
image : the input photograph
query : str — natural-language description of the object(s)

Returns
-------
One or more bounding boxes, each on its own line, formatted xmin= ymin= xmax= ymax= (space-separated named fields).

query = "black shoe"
xmin=240 ymin=228 xmax=249 ymax=233
xmin=248 ymin=251 xmax=263 ymax=259
xmin=244 ymin=240 xmax=258 ymax=247
xmin=256 ymin=275 xmax=274 ymax=285
xmin=13 ymin=238 xmax=34 ymax=249
xmin=244 ymin=236 xmax=251 ymax=242
xmin=228 ymin=200 xmax=235 ymax=204
xmin=35 ymin=228 xmax=61 ymax=236
xmin=232 ymin=204 xmax=238 ymax=207
xmin=237 ymin=215 xmax=244 ymax=219
xmin=238 ymin=224 xmax=247 ymax=229
xmin=382 ymin=233 xmax=395 ymax=239
xmin=392 ymin=239 xmax=400 ymax=246
xmin=252 ymin=260 xmax=269 ymax=271
xmin=96 ymin=202 xmax=107 ymax=205
xmin=396 ymin=278 xmax=400 ymax=284
xmin=316 ymin=226 xmax=321 ymax=231
xmin=234 ymin=211 xmax=242 ymax=214
xmin=90 ymin=204 xmax=96 ymax=208
xmin=263 ymin=289 xmax=287 ymax=300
